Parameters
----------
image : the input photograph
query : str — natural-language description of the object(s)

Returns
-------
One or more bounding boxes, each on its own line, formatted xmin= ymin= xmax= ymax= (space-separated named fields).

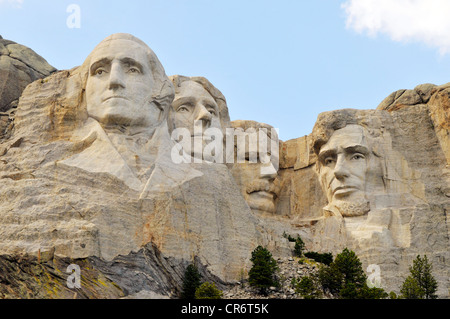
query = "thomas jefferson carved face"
xmin=317 ymin=124 xmax=384 ymax=217
xmin=85 ymin=38 xmax=159 ymax=128
xmin=169 ymin=80 xmax=223 ymax=157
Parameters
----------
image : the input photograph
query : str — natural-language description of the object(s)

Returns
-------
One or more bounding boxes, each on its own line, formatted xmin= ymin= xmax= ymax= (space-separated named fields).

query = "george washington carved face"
xmin=81 ymin=34 xmax=173 ymax=130
xmin=85 ymin=38 xmax=157 ymax=127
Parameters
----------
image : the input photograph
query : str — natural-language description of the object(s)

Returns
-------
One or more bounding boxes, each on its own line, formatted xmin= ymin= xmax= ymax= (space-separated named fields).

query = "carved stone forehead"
xmin=231 ymin=121 xmax=279 ymax=163
xmin=231 ymin=120 xmax=278 ymax=141
xmin=176 ymin=80 xmax=216 ymax=102
xmin=319 ymin=124 xmax=369 ymax=153
xmin=81 ymin=34 xmax=160 ymax=79
xmin=78 ymin=33 xmax=175 ymax=115
xmin=88 ymin=38 xmax=151 ymax=68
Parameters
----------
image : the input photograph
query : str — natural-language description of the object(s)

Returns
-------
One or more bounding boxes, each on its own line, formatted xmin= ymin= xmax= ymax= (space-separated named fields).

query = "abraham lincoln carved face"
xmin=316 ymin=124 xmax=385 ymax=217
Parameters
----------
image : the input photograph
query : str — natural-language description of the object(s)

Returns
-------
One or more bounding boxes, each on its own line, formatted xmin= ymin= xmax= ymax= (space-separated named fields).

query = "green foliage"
xmin=318 ymin=248 xmax=387 ymax=299
xmin=400 ymin=255 xmax=438 ymax=299
xmin=283 ymin=233 xmax=305 ymax=257
xmin=389 ymin=291 xmax=398 ymax=299
xmin=292 ymin=275 xmax=322 ymax=299
xmin=181 ymin=264 xmax=202 ymax=299
xmin=283 ymin=232 xmax=296 ymax=242
xmin=333 ymin=248 xmax=367 ymax=287
xmin=194 ymin=282 xmax=223 ymax=299
xmin=400 ymin=276 xmax=423 ymax=299
xmin=357 ymin=284 xmax=389 ymax=299
xmin=318 ymin=263 xmax=343 ymax=295
xmin=304 ymin=251 xmax=333 ymax=266
xmin=293 ymin=236 xmax=305 ymax=257
xmin=338 ymin=281 xmax=388 ymax=299
xmin=339 ymin=282 xmax=359 ymax=299
xmin=248 ymin=246 xmax=279 ymax=294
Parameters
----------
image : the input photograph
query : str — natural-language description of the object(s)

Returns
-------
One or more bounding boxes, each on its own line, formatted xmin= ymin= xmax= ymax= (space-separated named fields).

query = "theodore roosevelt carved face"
xmin=230 ymin=121 xmax=280 ymax=215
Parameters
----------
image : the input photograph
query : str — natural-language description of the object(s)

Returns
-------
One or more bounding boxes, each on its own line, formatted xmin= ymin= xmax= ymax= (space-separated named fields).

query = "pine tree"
xmin=333 ymin=248 xmax=367 ymax=290
xmin=318 ymin=262 xmax=343 ymax=295
xmin=400 ymin=276 xmax=423 ymax=299
xmin=181 ymin=263 xmax=202 ymax=299
xmin=318 ymin=248 xmax=387 ymax=299
xmin=248 ymin=246 xmax=279 ymax=294
xmin=194 ymin=282 xmax=223 ymax=299
xmin=292 ymin=275 xmax=322 ymax=299
xmin=400 ymin=255 xmax=438 ymax=299
xmin=293 ymin=236 xmax=305 ymax=257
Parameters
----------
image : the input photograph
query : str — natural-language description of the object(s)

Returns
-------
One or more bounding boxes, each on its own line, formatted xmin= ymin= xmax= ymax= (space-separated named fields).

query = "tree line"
xmin=180 ymin=235 xmax=438 ymax=299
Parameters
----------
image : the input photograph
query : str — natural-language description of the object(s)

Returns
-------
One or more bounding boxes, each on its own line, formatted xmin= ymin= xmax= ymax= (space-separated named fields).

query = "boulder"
xmin=0 ymin=37 xmax=56 ymax=112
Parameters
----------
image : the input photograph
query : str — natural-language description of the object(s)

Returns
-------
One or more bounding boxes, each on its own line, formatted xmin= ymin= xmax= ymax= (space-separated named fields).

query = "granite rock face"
xmin=0 ymin=37 xmax=56 ymax=141
xmin=0 ymin=36 xmax=56 ymax=113
xmin=0 ymin=34 xmax=448 ymax=298
xmin=0 ymin=34 xmax=283 ymax=298
xmin=276 ymin=91 xmax=449 ymax=297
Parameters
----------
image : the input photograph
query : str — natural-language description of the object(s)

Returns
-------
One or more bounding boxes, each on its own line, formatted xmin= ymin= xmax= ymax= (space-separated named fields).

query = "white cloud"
xmin=342 ymin=0 xmax=450 ymax=55
xmin=0 ymin=0 xmax=23 ymax=8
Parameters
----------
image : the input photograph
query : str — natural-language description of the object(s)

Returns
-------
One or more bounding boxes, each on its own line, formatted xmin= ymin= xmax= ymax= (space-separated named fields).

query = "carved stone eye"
xmin=207 ymin=107 xmax=217 ymax=116
xmin=324 ymin=157 xmax=335 ymax=166
xmin=351 ymin=153 xmax=365 ymax=160
xmin=95 ymin=69 xmax=106 ymax=75
xmin=177 ymin=105 xmax=190 ymax=113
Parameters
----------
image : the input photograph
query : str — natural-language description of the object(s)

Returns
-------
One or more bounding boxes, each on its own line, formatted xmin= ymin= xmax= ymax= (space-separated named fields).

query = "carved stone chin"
xmin=329 ymin=198 xmax=370 ymax=217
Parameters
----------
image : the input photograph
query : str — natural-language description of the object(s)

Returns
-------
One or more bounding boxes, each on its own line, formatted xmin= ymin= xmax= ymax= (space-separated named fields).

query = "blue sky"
xmin=1 ymin=0 xmax=450 ymax=141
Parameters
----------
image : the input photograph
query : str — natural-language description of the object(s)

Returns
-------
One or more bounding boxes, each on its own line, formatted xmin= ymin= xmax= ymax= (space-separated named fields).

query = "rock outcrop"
xmin=276 ymin=89 xmax=449 ymax=297
xmin=223 ymin=256 xmax=326 ymax=299
xmin=0 ymin=36 xmax=56 ymax=141
xmin=0 ymin=34 xmax=448 ymax=298
xmin=0 ymin=34 xmax=288 ymax=298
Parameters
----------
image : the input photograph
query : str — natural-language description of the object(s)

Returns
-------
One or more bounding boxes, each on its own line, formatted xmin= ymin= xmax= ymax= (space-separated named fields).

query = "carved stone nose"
xmin=108 ymin=63 xmax=126 ymax=90
xmin=260 ymin=162 xmax=277 ymax=179
xmin=195 ymin=104 xmax=212 ymax=127
xmin=334 ymin=156 xmax=350 ymax=180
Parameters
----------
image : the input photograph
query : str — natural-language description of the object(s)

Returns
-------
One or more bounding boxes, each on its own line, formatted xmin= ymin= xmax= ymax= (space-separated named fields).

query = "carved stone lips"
xmin=248 ymin=186 xmax=276 ymax=196
xmin=249 ymin=190 xmax=275 ymax=200
xmin=333 ymin=186 xmax=357 ymax=196
xmin=103 ymin=96 xmax=129 ymax=102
